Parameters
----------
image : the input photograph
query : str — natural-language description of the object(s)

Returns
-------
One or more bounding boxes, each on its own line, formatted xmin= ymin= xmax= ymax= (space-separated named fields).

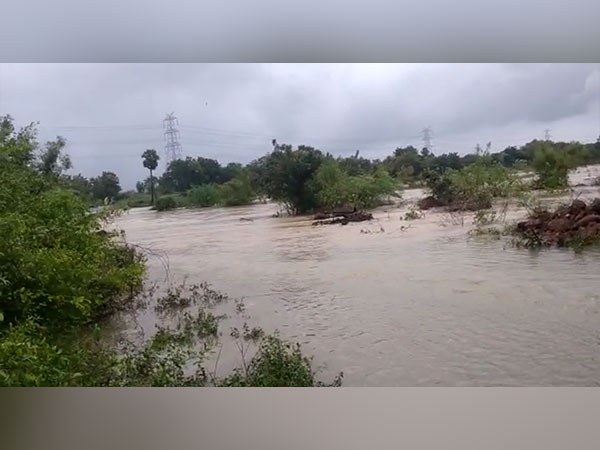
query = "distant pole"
xmin=544 ymin=129 xmax=552 ymax=141
xmin=422 ymin=126 xmax=433 ymax=152
xmin=163 ymin=112 xmax=183 ymax=163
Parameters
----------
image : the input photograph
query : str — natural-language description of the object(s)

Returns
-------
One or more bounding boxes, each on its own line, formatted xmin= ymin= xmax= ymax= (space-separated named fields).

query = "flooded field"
xmin=115 ymin=166 xmax=600 ymax=386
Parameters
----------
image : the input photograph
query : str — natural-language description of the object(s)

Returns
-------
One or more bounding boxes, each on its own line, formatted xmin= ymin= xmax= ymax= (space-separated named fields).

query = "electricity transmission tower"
xmin=544 ymin=129 xmax=552 ymax=141
xmin=163 ymin=112 xmax=183 ymax=163
xmin=422 ymin=126 xmax=433 ymax=152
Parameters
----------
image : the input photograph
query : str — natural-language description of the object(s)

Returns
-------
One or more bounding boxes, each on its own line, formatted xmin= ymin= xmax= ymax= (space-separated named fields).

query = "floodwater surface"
xmin=115 ymin=166 xmax=600 ymax=386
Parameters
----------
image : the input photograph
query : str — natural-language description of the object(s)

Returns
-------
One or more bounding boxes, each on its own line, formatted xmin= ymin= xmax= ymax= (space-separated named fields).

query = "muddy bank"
xmin=515 ymin=198 xmax=600 ymax=248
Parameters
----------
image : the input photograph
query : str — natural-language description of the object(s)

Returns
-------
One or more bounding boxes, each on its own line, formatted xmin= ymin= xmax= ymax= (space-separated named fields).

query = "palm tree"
xmin=142 ymin=149 xmax=160 ymax=204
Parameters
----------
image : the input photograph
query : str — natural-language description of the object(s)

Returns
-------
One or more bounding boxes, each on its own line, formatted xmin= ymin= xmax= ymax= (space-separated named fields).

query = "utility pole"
xmin=422 ymin=126 xmax=433 ymax=152
xmin=163 ymin=112 xmax=182 ymax=163
xmin=544 ymin=129 xmax=552 ymax=141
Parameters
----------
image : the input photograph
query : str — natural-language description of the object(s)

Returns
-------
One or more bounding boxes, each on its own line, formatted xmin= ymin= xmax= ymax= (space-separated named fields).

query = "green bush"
xmin=0 ymin=320 xmax=114 ymax=386
xmin=0 ymin=116 xmax=145 ymax=330
xmin=219 ymin=174 xmax=255 ymax=206
xmin=312 ymin=159 xmax=398 ymax=211
xmin=261 ymin=144 xmax=325 ymax=214
xmin=532 ymin=144 xmax=572 ymax=190
xmin=423 ymin=157 xmax=519 ymax=211
xmin=422 ymin=170 xmax=455 ymax=205
xmin=312 ymin=159 xmax=352 ymax=209
xmin=0 ymin=183 xmax=145 ymax=329
xmin=153 ymin=196 xmax=178 ymax=211
xmin=187 ymin=184 xmax=221 ymax=207
xmin=220 ymin=335 xmax=318 ymax=387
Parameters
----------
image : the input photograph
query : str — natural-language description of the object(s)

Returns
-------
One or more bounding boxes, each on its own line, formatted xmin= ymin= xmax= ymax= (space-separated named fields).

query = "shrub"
xmin=0 ymin=117 xmax=145 ymax=333
xmin=422 ymin=170 xmax=455 ymax=205
xmin=153 ymin=196 xmax=178 ymax=211
xmin=110 ymin=284 xmax=342 ymax=387
xmin=187 ymin=184 xmax=221 ymax=207
xmin=219 ymin=173 xmax=255 ymax=206
xmin=531 ymin=143 xmax=572 ymax=189
xmin=0 ymin=320 xmax=114 ymax=386
xmin=261 ymin=144 xmax=325 ymax=214
xmin=220 ymin=335 xmax=318 ymax=387
xmin=312 ymin=160 xmax=398 ymax=211
xmin=423 ymin=157 xmax=518 ymax=211
xmin=312 ymin=159 xmax=353 ymax=209
xmin=0 ymin=187 xmax=145 ymax=329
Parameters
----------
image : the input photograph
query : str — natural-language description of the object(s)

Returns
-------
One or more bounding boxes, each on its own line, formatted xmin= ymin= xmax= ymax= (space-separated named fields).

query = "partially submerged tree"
xmin=531 ymin=142 xmax=573 ymax=189
xmin=262 ymin=144 xmax=325 ymax=214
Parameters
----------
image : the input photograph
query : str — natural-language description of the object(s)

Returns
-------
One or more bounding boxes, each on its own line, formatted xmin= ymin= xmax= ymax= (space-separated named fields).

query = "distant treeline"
xmin=62 ymin=136 xmax=600 ymax=212
xmin=137 ymin=138 xmax=600 ymax=195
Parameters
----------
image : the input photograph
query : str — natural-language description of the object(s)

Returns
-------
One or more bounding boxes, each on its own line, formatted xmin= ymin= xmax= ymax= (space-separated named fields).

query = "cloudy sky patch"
xmin=1 ymin=63 xmax=598 ymax=188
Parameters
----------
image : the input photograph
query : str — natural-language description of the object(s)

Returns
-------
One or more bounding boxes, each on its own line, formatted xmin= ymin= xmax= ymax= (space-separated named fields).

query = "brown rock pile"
xmin=515 ymin=198 xmax=600 ymax=247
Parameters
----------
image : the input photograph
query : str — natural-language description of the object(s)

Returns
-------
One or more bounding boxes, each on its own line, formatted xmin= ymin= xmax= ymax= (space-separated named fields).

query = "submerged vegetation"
xmin=421 ymin=152 xmax=523 ymax=211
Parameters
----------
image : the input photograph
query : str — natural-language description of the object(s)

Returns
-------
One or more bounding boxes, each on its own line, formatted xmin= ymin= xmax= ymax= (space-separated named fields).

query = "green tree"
xmin=65 ymin=174 xmax=92 ymax=200
xmin=312 ymin=159 xmax=398 ymax=211
xmin=142 ymin=149 xmax=159 ymax=204
xmin=159 ymin=158 xmax=201 ymax=193
xmin=262 ymin=144 xmax=324 ymax=214
xmin=219 ymin=172 xmax=255 ymax=206
xmin=90 ymin=171 xmax=121 ymax=202
xmin=0 ymin=117 xmax=144 ymax=329
xmin=37 ymin=136 xmax=72 ymax=177
xmin=532 ymin=142 xmax=573 ymax=189
xmin=187 ymin=184 xmax=221 ymax=207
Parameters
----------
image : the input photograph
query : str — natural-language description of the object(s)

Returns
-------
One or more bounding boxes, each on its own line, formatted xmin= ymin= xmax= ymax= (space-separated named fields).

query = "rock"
xmin=418 ymin=196 xmax=444 ymax=210
xmin=517 ymin=218 xmax=542 ymax=231
xmin=313 ymin=212 xmax=329 ymax=220
xmin=547 ymin=218 xmax=571 ymax=233
xmin=569 ymin=199 xmax=587 ymax=214
xmin=579 ymin=222 xmax=600 ymax=240
xmin=573 ymin=215 xmax=600 ymax=229
xmin=514 ymin=198 xmax=600 ymax=249
xmin=573 ymin=211 xmax=587 ymax=223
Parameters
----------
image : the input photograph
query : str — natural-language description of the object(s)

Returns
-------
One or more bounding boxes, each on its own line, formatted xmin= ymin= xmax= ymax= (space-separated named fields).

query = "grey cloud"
xmin=0 ymin=63 xmax=598 ymax=188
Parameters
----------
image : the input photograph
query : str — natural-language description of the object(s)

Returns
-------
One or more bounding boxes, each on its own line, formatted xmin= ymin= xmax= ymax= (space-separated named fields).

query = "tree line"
xmin=54 ymin=122 xmax=600 ymax=214
xmin=129 ymin=137 xmax=600 ymax=213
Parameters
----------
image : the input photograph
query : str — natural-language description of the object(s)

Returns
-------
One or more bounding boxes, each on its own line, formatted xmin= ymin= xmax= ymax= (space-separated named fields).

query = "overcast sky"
xmin=1 ymin=63 xmax=599 ymax=189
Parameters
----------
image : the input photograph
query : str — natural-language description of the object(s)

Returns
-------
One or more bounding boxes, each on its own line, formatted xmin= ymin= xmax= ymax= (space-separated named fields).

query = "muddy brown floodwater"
xmin=115 ymin=166 xmax=600 ymax=386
